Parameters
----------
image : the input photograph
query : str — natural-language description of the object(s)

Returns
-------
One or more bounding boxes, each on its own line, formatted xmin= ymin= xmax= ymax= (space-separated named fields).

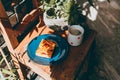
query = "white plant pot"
xmin=43 ymin=12 xmax=68 ymax=27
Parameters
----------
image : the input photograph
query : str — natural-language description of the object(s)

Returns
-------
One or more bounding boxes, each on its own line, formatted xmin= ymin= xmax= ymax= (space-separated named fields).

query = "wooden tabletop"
xmin=14 ymin=21 xmax=96 ymax=80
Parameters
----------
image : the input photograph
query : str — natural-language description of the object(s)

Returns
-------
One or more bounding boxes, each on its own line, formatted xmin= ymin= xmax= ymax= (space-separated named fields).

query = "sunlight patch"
xmin=87 ymin=6 xmax=99 ymax=21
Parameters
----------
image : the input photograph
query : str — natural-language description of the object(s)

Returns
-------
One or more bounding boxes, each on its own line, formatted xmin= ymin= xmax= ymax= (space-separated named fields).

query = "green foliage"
xmin=40 ymin=0 xmax=97 ymax=25
xmin=0 ymin=68 xmax=18 ymax=79
xmin=62 ymin=0 xmax=75 ymax=13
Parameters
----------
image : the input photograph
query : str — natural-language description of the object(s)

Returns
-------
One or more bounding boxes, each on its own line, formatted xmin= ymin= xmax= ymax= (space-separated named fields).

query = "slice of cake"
xmin=36 ymin=39 xmax=56 ymax=58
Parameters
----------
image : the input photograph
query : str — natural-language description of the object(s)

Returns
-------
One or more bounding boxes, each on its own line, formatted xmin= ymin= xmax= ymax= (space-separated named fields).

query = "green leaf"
xmin=0 ymin=58 xmax=4 ymax=65
xmin=49 ymin=0 xmax=56 ymax=6
xmin=0 ymin=68 xmax=16 ymax=76
xmin=62 ymin=0 xmax=75 ymax=13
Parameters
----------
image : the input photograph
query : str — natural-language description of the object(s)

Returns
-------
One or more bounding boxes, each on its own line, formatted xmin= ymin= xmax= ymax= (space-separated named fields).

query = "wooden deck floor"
xmin=1 ymin=0 xmax=120 ymax=80
xmin=83 ymin=0 xmax=120 ymax=80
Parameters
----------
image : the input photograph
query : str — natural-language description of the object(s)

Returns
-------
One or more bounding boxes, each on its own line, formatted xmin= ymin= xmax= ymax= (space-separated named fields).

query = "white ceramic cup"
xmin=68 ymin=25 xmax=84 ymax=46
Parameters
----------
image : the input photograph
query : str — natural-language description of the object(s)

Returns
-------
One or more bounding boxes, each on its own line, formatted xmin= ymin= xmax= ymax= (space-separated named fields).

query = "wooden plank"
xmin=0 ymin=20 xmax=18 ymax=52
xmin=15 ymin=23 xmax=96 ymax=80
xmin=23 ymin=53 xmax=52 ymax=80
xmin=51 ymin=30 xmax=96 ymax=80
xmin=0 ymin=1 xmax=19 ymax=51
xmin=0 ymin=2 xmax=7 ymax=18
xmin=104 ymin=58 xmax=120 ymax=80
xmin=15 ymin=24 xmax=54 ymax=80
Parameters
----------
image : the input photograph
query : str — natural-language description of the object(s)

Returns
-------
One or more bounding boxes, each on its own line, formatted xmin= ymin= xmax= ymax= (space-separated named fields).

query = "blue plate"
xmin=27 ymin=34 xmax=69 ymax=65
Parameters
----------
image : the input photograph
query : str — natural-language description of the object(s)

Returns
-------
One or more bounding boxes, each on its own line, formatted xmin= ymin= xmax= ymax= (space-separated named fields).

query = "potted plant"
xmin=39 ymin=0 xmax=84 ymax=28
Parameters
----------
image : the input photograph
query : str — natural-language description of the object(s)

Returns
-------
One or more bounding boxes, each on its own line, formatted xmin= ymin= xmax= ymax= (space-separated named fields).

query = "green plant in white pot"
xmin=40 ymin=0 xmax=83 ymax=28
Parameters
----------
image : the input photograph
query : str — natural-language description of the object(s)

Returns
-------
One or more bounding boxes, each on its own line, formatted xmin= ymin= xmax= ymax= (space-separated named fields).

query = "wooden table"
xmin=15 ymin=22 xmax=96 ymax=80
